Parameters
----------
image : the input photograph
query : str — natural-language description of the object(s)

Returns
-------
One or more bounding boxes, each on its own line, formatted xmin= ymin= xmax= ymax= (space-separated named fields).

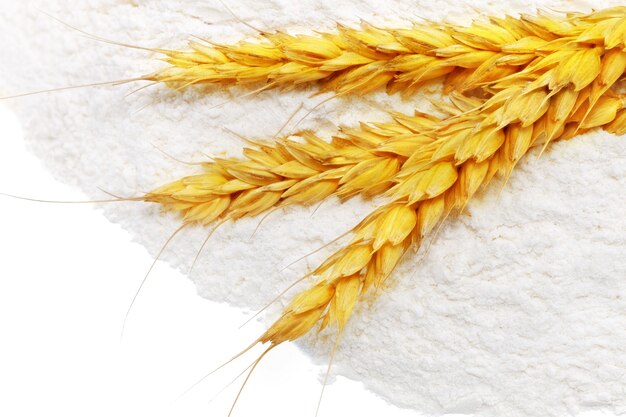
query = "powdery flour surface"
xmin=1 ymin=1 xmax=626 ymax=416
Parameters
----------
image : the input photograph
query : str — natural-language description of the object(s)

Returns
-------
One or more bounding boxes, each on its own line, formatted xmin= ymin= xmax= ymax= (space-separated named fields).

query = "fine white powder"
xmin=1 ymin=1 xmax=625 ymax=416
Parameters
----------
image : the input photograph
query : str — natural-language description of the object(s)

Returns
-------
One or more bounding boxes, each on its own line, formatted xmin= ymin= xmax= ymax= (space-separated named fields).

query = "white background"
xmin=0 ymin=103 xmax=426 ymax=417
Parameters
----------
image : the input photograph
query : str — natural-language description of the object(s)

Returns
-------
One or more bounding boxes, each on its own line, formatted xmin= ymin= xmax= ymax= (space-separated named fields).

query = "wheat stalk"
xmin=143 ymin=8 xmax=626 ymax=97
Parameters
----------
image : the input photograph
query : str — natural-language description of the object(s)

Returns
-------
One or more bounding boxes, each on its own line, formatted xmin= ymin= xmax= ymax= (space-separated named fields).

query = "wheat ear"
xmin=143 ymin=110 xmax=448 ymax=224
xmin=144 ymin=8 xmax=626 ymax=97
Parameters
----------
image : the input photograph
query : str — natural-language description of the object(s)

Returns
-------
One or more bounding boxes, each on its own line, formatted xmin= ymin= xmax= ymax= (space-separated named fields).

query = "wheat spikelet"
xmin=143 ymin=8 xmax=626 ymax=97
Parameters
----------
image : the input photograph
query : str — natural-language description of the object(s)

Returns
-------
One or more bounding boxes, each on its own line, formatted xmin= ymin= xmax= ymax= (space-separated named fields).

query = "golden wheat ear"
xmin=145 ymin=9 xmax=626 ymax=97
xmin=254 ymin=149 xmax=503 ymax=350
xmin=141 ymin=109 xmax=448 ymax=227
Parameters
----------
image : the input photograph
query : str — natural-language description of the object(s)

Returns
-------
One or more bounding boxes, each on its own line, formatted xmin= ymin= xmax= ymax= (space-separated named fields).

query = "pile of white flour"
xmin=1 ymin=1 xmax=625 ymax=416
